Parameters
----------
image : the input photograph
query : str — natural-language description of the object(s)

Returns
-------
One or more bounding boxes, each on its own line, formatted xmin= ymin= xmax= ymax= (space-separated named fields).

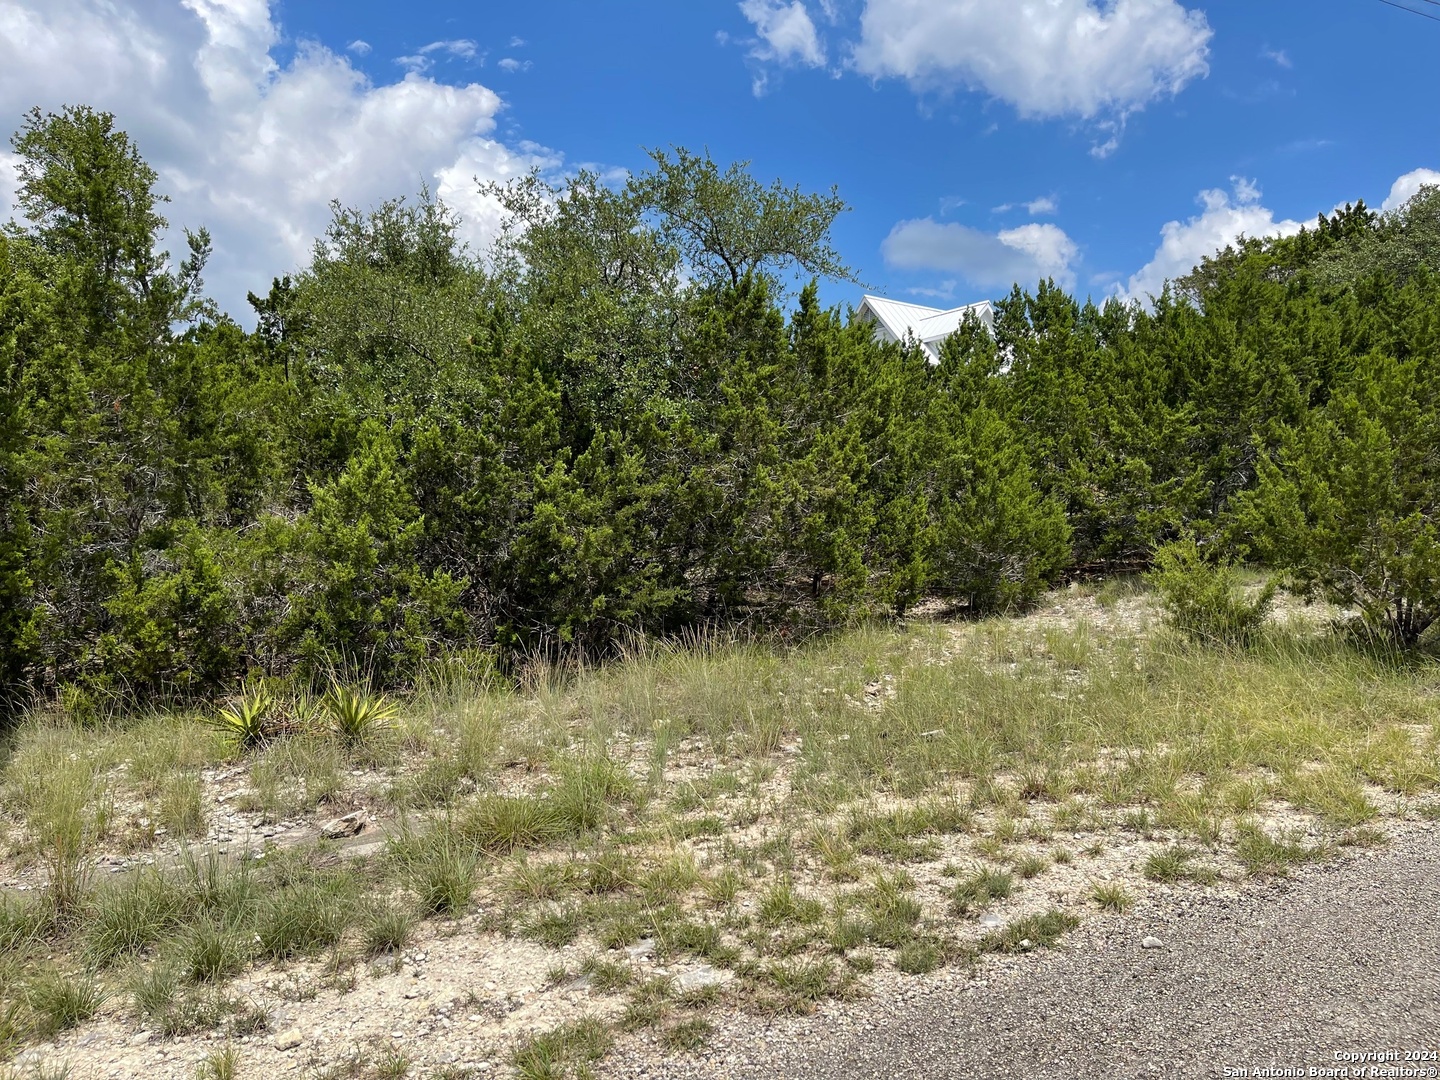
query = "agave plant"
xmin=209 ymin=689 xmax=274 ymax=752
xmin=325 ymin=684 xmax=397 ymax=747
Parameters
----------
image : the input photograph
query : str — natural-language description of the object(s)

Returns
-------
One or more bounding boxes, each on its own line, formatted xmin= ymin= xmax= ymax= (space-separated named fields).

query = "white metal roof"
xmin=857 ymin=294 xmax=994 ymax=362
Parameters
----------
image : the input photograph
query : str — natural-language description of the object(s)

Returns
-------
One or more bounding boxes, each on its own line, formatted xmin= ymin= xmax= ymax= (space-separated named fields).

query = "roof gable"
xmin=858 ymin=294 xmax=994 ymax=360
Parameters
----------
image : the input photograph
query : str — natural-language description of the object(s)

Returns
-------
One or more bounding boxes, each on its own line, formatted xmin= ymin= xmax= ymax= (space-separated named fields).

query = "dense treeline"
xmin=2 ymin=106 xmax=1439 ymax=710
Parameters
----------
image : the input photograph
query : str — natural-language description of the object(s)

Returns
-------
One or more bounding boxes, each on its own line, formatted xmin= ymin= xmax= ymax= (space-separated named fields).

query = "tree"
xmin=631 ymin=146 xmax=857 ymax=290
xmin=12 ymin=105 xmax=212 ymax=345
xmin=1238 ymin=343 xmax=1440 ymax=647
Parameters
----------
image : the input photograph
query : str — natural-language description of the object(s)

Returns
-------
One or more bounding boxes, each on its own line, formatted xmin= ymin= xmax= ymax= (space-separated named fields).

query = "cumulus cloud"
xmin=850 ymin=0 xmax=1211 ymax=121
xmin=0 ymin=0 xmax=557 ymax=319
xmin=739 ymin=0 xmax=826 ymax=67
xmin=498 ymin=57 xmax=532 ymax=73
xmin=1121 ymin=178 xmax=1303 ymax=302
xmin=882 ymin=217 xmax=1079 ymax=290
xmin=346 ymin=39 xmax=371 ymax=56
xmin=1382 ymin=168 xmax=1440 ymax=212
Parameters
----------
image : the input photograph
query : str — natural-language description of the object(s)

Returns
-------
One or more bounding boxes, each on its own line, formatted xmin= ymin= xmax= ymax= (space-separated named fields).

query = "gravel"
xmin=606 ymin=822 xmax=1440 ymax=1079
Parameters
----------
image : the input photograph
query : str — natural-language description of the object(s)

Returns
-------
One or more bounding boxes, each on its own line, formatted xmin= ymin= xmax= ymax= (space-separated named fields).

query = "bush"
xmin=1146 ymin=537 xmax=1274 ymax=646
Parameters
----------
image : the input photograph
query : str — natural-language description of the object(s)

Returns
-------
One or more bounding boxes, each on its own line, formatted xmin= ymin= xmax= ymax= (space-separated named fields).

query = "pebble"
xmin=626 ymin=938 xmax=657 ymax=959
xmin=1142 ymin=936 xmax=1165 ymax=949
xmin=273 ymin=1029 xmax=304 ymax=1051
xmin=679 ymin=967 xmax=737 ymax=996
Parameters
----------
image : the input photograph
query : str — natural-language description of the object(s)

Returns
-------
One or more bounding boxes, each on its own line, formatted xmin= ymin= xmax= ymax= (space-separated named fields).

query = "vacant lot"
xmin=3 ymin=584 xmax=1438 ymax=1079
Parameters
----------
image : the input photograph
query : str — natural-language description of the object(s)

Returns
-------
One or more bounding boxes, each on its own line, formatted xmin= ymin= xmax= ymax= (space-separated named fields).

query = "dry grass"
xmin=2 ymin=588 xmax=1438 ymax=1071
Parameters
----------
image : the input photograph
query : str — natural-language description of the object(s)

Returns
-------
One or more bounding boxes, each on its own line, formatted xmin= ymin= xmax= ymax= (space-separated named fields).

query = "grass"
xmin=1090 ymin=882 xmax=1134 ymax=912
xmin=362 ymin=903 xmax=415 ymax=957
xmin=2 ymin=593 xmax=1437 ymax=1071
xmin=512 ymin=1017 xmax=612 ymax=1079
xmin=196 ymin=1045 xmax=240 ymax=1080
xmin=950 ymin=868 xmax=1014 ymax=915
xmin=980 ymin=911 xmax=1081 ymax=954
xmin=24 ymin=969 xmax=106 ymax=1038
xmin=1233 ymin=824 xmax=1328 ymax=877
xmin=1142 ymin=845 xmax=1221 ymax=886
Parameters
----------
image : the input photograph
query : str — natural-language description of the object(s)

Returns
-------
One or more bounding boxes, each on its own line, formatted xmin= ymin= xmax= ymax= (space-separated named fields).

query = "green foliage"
xmin=324 ymin=684 xmax=396 ymax=747
xmin=208 ymin=689 xmax=275 ymax=753
xmin=1146 ymin=538 xmax=1274 ymax=646
xmin=1240 ymin=345 xmax=1440 ymax=647
xmin=5 ymin=104 xmax=1440 ymax=713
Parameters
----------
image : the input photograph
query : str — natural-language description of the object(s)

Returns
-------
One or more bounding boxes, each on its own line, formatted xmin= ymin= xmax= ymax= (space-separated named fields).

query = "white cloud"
xmin=0 ymin=152 xmax=18 ymax=219
xmin=1122 ymin=178 xmax=1302 ymax=303
xmin=1261 ymin=46 xmax=1292 ymax=69
xmin=498 ymin=57 xmax=532 ymax=73
xmin=396 ymin=39 xmax=480 ymax=74
xmin=882 ymin=217 xmax=1079 ymax=290
xmin=1382 ymin=168 xmax=1440 ymax=212
xmin=850 ymin=0 xmax=1210 ymax=124
xmin=0 ymin=0 xmax=557 ymax=319
xmin=509 ymin=36 xmax=527 ymax=48
xmin=346 ymin=39 xmax=370 ymax=56
xmin=739 ymin=0 xmax=826 ymax=67
xmin=994 ymin=195 xmax=1058 ymax=215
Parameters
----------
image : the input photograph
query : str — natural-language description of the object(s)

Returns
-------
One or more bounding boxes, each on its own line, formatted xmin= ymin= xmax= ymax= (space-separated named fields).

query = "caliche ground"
xmin=2 ymin=583 xmax=1438 ymax=1080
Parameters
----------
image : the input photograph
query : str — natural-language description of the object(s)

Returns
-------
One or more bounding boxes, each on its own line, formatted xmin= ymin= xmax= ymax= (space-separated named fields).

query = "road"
xmin=616 ymin=822 xmax=1440 ymax=1079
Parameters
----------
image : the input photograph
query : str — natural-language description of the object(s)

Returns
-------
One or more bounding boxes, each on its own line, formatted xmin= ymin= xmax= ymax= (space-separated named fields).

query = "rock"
xmin=979 ymin=912 xmax=1004 ymax=930
xmin=1142 ymin=936 xmax=1165 ymax=950
xmin=626 ymin=938 xmax=656 ymax=959
xmin=129 ymin=1031 xmax=154 ymax=1046
xmin=273 ymin=1029 xmax=304 ymax=1051
xmin=321 ymin=810 xmax=367 ymax=839
xmin=677 ymin=965 xmax=733 ymax=992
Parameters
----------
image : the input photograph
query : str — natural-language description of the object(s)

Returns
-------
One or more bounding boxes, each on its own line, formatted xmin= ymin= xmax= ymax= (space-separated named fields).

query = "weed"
xmin=577 ymin=849 xmax=634 ymax=895
xmin=131 ymin=962 xmax=182 ymax=1025
xmin=949 ymin=868 xmax=1013 ymax=915
xmin=374 ymin=1047 xmax=411 ymax=1079
xmin=392 ymin=831 xmax=479 ymax=916
xmin=1234 ymin=824 xmax=1326 ymax=877
xmin=26 ymin=969 xmax=106 ymax=1037
xmin=180 ymin=922 xmax=248 ymax=983
xmin=548 ymin=755 xmax=636 ymax=835
xmin=362 ymin=903 xmax=415 ymax=956
xmin=256 ymin=879 xmax=353 ymax=959
xmin=1090 ymin=882 xmax=1134 ymax=912
xmin=460 ymin=795 xmax=561 ymax=854
xmin=759 ymin=881 xmax=824 ymax=928
xmin=512 ymin=1017 xmax=612 ymax=1079
xmin=523 ymin=905 xmax=582 ymax=948
xmin=979 ymin=910 xmax=1079 ymax=953
xmin=661 ymin=1016 xmax=713 ymax=1053
xmin=196 ymin=1045 xmax=240 ymax=1080
xmin=1013 ymin=853 xmax=1048 ymax=880
xmin=578 ymin=956 xmax=634 ymax=993
xmin=764 ymin=958 xmax=839 ymax=1012
xmin=895 ymin=940 xmax=943 ymax=975
xmin=1143 ymin=845 xmax=1219 ymax=886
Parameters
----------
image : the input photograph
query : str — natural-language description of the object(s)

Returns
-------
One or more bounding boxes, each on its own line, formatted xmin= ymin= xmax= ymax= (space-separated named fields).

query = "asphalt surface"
xmin=628 ymin=823 xmax=1440 ymax=1080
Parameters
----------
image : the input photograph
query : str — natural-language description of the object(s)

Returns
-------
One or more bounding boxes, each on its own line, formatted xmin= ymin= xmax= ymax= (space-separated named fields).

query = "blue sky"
xmin=2 ymin=0 xmax=1437 ymax=318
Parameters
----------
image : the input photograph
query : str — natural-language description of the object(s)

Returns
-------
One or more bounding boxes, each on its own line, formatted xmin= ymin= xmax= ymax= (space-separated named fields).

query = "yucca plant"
xmin=325 ymin=684 xmax=396 ymax=747
xmin=208 ymin=689 xmax=274 ymax=753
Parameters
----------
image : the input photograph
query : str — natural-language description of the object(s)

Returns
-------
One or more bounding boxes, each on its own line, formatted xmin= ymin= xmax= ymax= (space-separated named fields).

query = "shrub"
xmin=1146 ymin=537 xmax=1274 ymax=646
xmin=208 ymin=689 xmax=275 ymax=753
xmin=325 ymin=684 xmax=397 ymax=747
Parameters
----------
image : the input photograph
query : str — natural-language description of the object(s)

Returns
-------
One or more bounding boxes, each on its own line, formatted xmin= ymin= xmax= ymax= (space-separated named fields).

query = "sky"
xmin=1 ymin=0 xmax=1437 ymax=321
